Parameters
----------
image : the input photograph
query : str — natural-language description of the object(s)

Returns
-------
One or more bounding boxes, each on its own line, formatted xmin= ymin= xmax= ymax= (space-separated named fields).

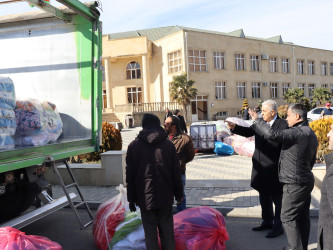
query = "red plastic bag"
xmin=174 ymin=206 xmax=229 ymax=250
xmin=0 ymin=227 xmax=62 ymax=250
xmin=92 ymin=184 xmax=127 ymax=250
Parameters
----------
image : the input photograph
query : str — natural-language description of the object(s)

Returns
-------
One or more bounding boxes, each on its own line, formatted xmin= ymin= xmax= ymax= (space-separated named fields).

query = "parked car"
xmin=307 ymin=107 xmax=332 ymax=121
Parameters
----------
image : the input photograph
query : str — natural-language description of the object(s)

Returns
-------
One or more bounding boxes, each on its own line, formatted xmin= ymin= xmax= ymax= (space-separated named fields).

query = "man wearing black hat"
xmin=126 ymin=113 xmax=183 ymax=250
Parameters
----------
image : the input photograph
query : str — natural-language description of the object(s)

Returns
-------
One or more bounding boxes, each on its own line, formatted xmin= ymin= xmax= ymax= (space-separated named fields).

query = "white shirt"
xmin=267 ymin=115 xmax=278 ymax=127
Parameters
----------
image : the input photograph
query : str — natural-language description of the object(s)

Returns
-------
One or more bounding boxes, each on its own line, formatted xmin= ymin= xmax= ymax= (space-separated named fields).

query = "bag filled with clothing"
xmin=214 ymin=141 xmax=234 ymax=155
xmin=174 ymin=206 xmax=229 ymax=250
xmin=15 ymin=99 xmax=63 ymax=146
xmin=0 ymin=227 xmax=62 ymax=250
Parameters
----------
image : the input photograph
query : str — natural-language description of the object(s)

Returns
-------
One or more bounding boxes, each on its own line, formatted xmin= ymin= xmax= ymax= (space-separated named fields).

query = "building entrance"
xmin=191 ymin=95 xmax=208 ymax=122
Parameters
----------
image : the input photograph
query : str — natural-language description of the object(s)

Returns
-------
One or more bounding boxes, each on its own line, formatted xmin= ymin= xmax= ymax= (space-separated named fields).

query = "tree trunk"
xmin=183 ymin=103 xmax=187 ymax=123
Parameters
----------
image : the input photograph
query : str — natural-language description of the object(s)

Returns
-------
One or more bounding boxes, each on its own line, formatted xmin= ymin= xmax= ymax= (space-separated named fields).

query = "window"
xmin=189 ymin=49 xmax=207 ymax=71
xmin=250 ymin=55 xmax=260 ymax=71
xmin=297 ymin=59 xmax=304 ymax=74
xmin=252 ymin=82 xmax=261 ymax=98
xmin=330 ymin=63 xmax=333 ymax=75
xmin=282 ymin=83 xmax=290 ymax=96
xmin=322 ymin=84 xmax=328 ymax=89
xmin=236 ymin=82 xmax=246 ymax=99
xmin=102 ymin=89 xmax=107 ymax=109
xmin=308 ymin=60 xmax=315 ymax=75
xmin=270 ymin=83 xmax=278 ymax=98
xmin=126 ymin=61 xmax=141 ymax=79
xmin=270 ymin=57 xmax=278 ymax=72
xmin=331 ymin=84 xmax=333 ymax=95
xmin=216 ymin=111 xmax=228 ymax=117
xmin=321 ymin=62 xmax=327 ymax=75
xmin=298 ymin=83 xmax=305 ymax=95
xmin=308 ymin=84 xmax=315 ymax=97
xmin=215 ymin=81 xmax=226 ymax=99
xmin=282 ymin=58 xmax=289 ymax=73
xmin=235 ymin=54 xmax=245 ymax=71
xmin=127 ymin=87 xmax=142 ymax=104
xmin=214 ymin=52 xmax=225 ymax=69
xmin=168 ymin=51 xmax=182 ymax=73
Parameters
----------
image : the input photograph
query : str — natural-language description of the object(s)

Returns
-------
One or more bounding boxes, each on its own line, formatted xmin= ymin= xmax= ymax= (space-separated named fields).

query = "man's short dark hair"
xmin=174 ymin=109 xmax=180 ymax=116
xmin=288 ymin=103 xmax=307 ymax=121
xmin=170 ymin=115 xmax=181 ymax=133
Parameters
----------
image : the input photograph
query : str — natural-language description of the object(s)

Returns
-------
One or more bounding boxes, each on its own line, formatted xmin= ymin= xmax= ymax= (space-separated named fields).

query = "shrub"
xmin=70 ymin=122 xmax=122 ymax=163
xmin=278 ymin=105 xmax=288 ymax=119
xmin=309 ymin=117 xmax=333 ymax=163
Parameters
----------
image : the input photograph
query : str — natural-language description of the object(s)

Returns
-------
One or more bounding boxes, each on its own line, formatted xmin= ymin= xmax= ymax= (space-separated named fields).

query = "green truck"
xmin=0 ymin=0 xmax=102 ymax=225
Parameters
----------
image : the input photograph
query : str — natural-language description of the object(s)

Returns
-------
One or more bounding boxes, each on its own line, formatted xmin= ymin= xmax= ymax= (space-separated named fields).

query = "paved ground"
xmin=53 ymin=126 xmax=321 ymax=217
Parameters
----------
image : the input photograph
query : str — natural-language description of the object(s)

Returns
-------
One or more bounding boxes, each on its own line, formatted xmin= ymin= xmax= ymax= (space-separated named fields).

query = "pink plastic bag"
xmin=174 ymin=206 xmax=229 ymax=250
xmin=92 ymin=184 xmax=127 ymax=250
xmin=0 ymin=227 xmax=62 ymax=250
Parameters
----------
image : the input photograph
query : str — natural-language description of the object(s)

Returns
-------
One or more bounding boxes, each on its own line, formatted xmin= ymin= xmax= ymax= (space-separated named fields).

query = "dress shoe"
xmin=265 ymin=227 xmax=284 ymax=238
xmin=252 ymin=223 xmax=273 ymax=231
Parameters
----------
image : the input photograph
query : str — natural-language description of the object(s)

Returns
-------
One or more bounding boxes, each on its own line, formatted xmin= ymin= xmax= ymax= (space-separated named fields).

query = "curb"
xmin=73 ymin=201 xmax=319 ymax=218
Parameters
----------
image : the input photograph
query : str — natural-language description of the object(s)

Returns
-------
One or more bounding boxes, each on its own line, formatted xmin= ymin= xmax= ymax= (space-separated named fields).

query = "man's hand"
xmin=176 ymin=197 xmax=183 ymax=205
xmin=248 ymin=109 xmax=258 ymax=120
xmin=129 ymin=202 xmax=136 ymax=212
xmin=225 ymin=120 xmax=236 ymax=130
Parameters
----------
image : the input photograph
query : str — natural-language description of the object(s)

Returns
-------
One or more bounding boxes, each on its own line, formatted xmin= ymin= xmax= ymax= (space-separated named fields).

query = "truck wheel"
xmin=0 ymin=182 xmax=37 ymax=221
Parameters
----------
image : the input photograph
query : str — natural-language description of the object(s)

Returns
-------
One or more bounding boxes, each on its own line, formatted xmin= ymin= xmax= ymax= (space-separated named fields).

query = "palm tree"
xmin=283 ymin=88 xmax=305 ymax=104
xmin=170 ymin=73 xmax=197 ymax=122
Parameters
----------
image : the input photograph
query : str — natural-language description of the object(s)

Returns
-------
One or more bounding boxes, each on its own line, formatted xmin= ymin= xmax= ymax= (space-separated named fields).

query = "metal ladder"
xmin=50 ymin=159 xmax=93 ymax=229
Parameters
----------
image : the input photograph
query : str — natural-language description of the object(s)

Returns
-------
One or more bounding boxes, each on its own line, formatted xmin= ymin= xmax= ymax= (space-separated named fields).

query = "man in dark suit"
xmin=174 ymin=109 xmax=187 ymax=133
xmin=227 ymin=100 xmax=288 ymax=238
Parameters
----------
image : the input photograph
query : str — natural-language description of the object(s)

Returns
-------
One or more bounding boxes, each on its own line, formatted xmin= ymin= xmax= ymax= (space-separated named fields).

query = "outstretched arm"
xmin=252 ymin=119 xmax=298 ymax=144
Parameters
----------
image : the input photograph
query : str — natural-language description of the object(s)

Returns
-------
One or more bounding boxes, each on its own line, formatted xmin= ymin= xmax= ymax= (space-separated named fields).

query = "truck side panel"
xmin=0 ymin=15 xmax=101 ymax=170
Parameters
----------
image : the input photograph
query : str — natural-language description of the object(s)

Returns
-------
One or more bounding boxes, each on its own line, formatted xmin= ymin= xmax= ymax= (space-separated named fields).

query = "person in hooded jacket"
xmin=126 ymin=113 xmax=183 ymax=250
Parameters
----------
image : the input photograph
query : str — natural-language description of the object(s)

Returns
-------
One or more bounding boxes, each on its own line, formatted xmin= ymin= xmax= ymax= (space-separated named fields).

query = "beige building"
xmin=102 ymin=26 xmax=333 ymax=124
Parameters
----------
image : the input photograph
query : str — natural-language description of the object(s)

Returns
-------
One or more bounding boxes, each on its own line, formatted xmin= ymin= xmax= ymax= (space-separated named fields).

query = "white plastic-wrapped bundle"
xmin=15 ymin=99 xmax=63 ymax=146
xmin=0 ymin=76 xmax=16 ymax=149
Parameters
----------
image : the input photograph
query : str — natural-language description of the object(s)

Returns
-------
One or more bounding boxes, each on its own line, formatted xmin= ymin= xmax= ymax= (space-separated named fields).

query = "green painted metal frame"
xmin=24 ymin=0 xmax=72 ymax=22
xmin=0 ymin=1 xmax=102 ymax=172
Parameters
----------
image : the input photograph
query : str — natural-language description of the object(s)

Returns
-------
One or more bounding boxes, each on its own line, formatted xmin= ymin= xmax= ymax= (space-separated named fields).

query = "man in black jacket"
xmin=174 ymin=109 xmax=188 ymax=133
xmin=249 ymin=103 xmax=318 ymax=250
xmin=126 ymin=113 xmax=183 ymax=250
xmin=227 ymin=100 xmax=288 ymax=238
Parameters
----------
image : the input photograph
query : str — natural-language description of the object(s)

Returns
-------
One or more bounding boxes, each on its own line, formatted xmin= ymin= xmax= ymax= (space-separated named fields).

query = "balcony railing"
xmin=115 ymin=102 xmax=180 ymax=113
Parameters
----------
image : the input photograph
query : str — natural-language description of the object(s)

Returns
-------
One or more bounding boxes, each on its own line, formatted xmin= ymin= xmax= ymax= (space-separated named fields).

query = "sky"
xmin=0 ymin=0 xmax=332 ymax=51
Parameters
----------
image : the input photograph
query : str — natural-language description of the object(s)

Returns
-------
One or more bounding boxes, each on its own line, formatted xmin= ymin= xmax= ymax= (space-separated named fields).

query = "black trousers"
xmin=281 ymin=182 xmax=314 ymax=250
xmin=140 ymin=206 xmax=175 ymax=250
xmin=259 ymin=192 xmax=283 ymax=229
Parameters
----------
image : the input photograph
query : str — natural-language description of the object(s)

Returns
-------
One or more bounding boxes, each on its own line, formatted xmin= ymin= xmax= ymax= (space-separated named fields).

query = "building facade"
xmin=102 ymin=26 xmax=333 ymax=123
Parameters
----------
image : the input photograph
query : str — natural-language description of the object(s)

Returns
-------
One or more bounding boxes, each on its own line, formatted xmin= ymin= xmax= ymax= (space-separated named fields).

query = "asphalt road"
xmin=21 ymin=208 xmax=319 ymax=250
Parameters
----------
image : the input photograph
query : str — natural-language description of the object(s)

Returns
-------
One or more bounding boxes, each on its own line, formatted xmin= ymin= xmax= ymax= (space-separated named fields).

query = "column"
xmin=104 ymin=58 xmax=112 ymax=109
xmin=142 ymin=55 xmax=150 ymax=103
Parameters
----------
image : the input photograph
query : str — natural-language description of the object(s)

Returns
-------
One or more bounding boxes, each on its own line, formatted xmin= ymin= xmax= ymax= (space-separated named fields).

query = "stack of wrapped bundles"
xmin=15 ymin=99 xmax=63 ymax=146
xmin=224 ymin=117 xmax=255 ymax=157
xmin=213 ymin=120 xmax=231 ymax=142
xmin=0 ymin=76 xmax=16 ymax=150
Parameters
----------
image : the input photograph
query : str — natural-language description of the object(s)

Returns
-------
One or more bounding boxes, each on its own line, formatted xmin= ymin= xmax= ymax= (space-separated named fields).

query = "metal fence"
xmin=115 ymin=102 xmax=180 ymax=113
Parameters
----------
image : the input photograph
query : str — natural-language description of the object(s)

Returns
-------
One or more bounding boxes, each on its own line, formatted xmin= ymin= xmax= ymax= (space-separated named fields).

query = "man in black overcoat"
xmin=227 ymin=100 xmax=288 ymax=238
